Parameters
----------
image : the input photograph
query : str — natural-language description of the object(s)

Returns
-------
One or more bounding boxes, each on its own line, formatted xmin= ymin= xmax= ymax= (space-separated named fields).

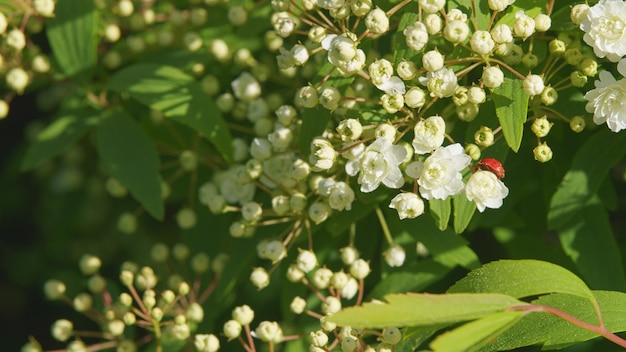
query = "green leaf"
xmin=430 ymin=311 xmax=525 ymax=352
xmin=448 ymin=259 xmax=595 ymax=302
xmin=495 ymin=0 xmax=544 ymax=27
xmin=448 ymin=0 xmax=491 ymax=30
xmin=368 ymin=260 xmax=453 ymax=299
xmin=298 ymin=107 xmax=332 ymax=157
xmin=429 ymin=198 xmax=451 ymax=231
xmin=548 ymin=128 xmax=626 ymax=230
xmin=46 ymin=0 xmax=97 ymax=82
xmin=21 ymin=111 xmax=95 ymax=171
xmin=558 ymin=195 xmax=626 ymax=291
xmin=481 ymin=291 xmax=626 ymax=351
xmin=453 ymin=192 xmax=476 ymax=234
xmin=96 ymin=109 xmax=163 ymax=220
xmin=108 ymin=63 xmax=233 ymax=162
xmin=327 ymin=293 xmax=525 ymax=329
xmin=492 ymin=77 xmax=529 ymax=152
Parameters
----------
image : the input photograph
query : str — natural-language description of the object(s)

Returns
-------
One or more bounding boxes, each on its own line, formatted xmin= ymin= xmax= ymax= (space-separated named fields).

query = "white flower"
xmin=417 ymin=143 xmax=471 ymax=200
xmin=523 ymin=74 xmax=545 ymax=96
xmin=389 ymin=192 xmax=425 ymax=219
xmin=365 ymin=8 xmax=389 ymax=34
xmin=419 ymin=0 xmax=445 ymax=14
xmin=470 ymin=30 xmax=495 ymax=55
xmin=328 ymin=181 xmax=355 ymax=211
xmin=580 ymin=0 xmax=626 ymax=62
xmin=346 ymin=138 xmax=407 ymax=193
xmin=412 ymin=115 xmax=446 ymax=154
xmin=513 ymin=10 xmax=535 ymax=40
xmin=419 ymin=67 xmax=458 ymax=98
xmin=585 ymin=59 xmax=626 ymax=132
xmin=310 ymin=137 xmax=337 ymax=171
xmin=465 ymin=170 xmax=509 ymax=212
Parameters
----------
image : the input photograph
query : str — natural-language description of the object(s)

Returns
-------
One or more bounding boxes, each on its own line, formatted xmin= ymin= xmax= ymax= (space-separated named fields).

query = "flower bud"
xmin=0 ymin=13 xmax=6 ymax=34
xmin=365 ymin=8 xmax=389 ymax=34
xmin=340 ymin=246 xmax=359 ymax=265
xmin=73 ymin=293 xmax=93 ymax=312
xmin=549 ymin=39 xmax=566 ymax=55
xmin=321 ymin=296 xmax=342 ymax=315
xmin=255 ymin=321 xmax=283 ymax=343
xmin=424 ymin=13 xmax=442 ymax=34
xmin=382 ymin=327 xmax=402 ymax=345
xmin=580 ymin=58 xmax=598 ymax=77
xmin=443 ymin=20 xmax=469 ymax=44
xmin=491 ymin=24 xmax=512 ymax=44
xmin=565 ymin=48 xmax=583 ymax=66
xmin=513 ymin=11 xmax=535 ymax=40
xmin=523 ymin=74 xmax=544 ymax=96
xmin=296 ymin=85 xmax=319 ymax=108
xmin=309 ymin=137 xmax=336 ymax=171
xmin=7 ymin=29 xmax=26 ymax=51
xmin=290 ymin=296 xmax=307 ymax=314
xmin=570 ymin=116 xmax=586 ymax=133
xmin=404 ymin=87 xmax=426 ymax=108
xmin=488 ymin=0 xmax=513 ymax=12
xmin=44 ymin=279 xmax=66 ymax=300
xmin=176 ymin=208 xmax=197 ymax=229
xmin=384 ymin=245 xmax=406 ymax=267
xmin=465 ymin=143 xmax=481 ymax=161
xmin=389 ymin=192 xmax=424 ymax=219
xmin=228 ymin=6 xmax=248 ymax=26
xmin=474 ymin=126 xmax=495 ymax=147
xmin=250 ymin=267 xmax=270 ymax=289
xmin=51 ymin=319 xmax=73 ymax=342
xmin=531 ymin=116 xmax=553 ymax=138
xmin=6 ymin=68 xmax=30 ymax=93
xmin=540 ymin=86 xmax=558 ymax=106
xmin=286 ymin=264 xmax=305 ymax=282
xmin=481 ymin=66 xmax=504 ymax=89
xmin=342 ymin=336 xmax=359 ymax=352
xmin=533 ymin=142 xmax=553 ymax=162
xmin=422 ymin=50 xmax=444 ymax=72
xmin=224 ymin=319 xmax=242 ymax=339
xmin=381 ymin=91 xmax=404 ymax=114
xmin=195 ymin=334 xmax=220 ymax=352
xmin=404 ymin=22 xmax=428 ymax=51
xmin=522 ymin=52 xmax=538 ymax=69
xmin=456 ymin=102 xmax=479 ymax=122
xmin=397 ymin=60 xmax=417 ymax=80
xmin=0 ymin=100 xmax=8 ymax=119
xmin=534 ymin=13 xmax=551 ymax=32
xmin=570 ymin=4 xmax=590 ymax=25
xmin=470 ymin=30 xmax=495 ymax=55
xmin=350 ymin=258 xmax=370 ymax=279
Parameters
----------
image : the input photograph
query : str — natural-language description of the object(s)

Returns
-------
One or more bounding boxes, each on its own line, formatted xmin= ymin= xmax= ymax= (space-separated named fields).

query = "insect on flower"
xmin=476 ymin=158 xmax=505 ymax=179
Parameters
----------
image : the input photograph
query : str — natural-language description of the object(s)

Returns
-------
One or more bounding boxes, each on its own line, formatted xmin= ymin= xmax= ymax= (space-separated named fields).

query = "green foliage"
xmin=492 ymin=77 xmax=529 ymax=152
xmin=96 ymin=109 xmax=164 ymax=219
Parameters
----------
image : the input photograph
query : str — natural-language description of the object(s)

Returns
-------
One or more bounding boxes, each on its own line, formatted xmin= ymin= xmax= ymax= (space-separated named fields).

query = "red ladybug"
xmin=477 ymin=158 xmax=505 ymax=179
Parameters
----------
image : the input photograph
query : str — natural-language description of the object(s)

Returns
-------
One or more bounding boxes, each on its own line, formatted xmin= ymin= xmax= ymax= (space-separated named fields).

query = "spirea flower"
xmin=580 ymin=0 xmax=626 ymax=62
xmin=465 ymin=170 xmax=509 ymax=212
xmin=345 ymin=137 xmax=407 ymax=193
xmin=419 ymin=67 xmax=458 ymax=98
xmin=412 ymin=115 xmax=446 ymax=154
xmin=417 ymin=143 xmax=471 ymax=200
xmin=584 ymin=59 xmax=626 ymax=132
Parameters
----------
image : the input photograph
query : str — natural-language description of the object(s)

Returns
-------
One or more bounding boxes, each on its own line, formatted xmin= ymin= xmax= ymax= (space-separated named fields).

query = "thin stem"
xmin=375 ymin=206 xmax=394 ymax=245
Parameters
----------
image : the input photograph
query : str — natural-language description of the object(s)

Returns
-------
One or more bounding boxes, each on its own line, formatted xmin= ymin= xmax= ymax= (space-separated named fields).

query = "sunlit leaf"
xmin=430 ymin=311 xmax=524 ymax=352
xmin=448 ymin=259 xmax=595 ymax=302
xmin=429 ymin=198 xmax=451 ymax=231
xmin=492 ymin=77 xmax=529 ymax=152
xmin=453 ymin=192 xmax=476 ymax=234
xmin=328 ymin=293 xmax=525 ymax=329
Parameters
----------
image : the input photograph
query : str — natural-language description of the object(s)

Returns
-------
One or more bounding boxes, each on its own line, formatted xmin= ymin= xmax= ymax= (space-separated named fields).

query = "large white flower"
xmin=465 ymin=170 xmax=509 ymax=212
xmin=346 ymin=137 xmax=407 ymax=193
xmin=580 ymin=0 xmax=626 ymax=62
xmin=412 ymin=115 xmax=446 ymax=154
xmin=584 ymin=59 xmax=626 ymax=132
xmin=417 ymin=143 xmax=471 ymax=200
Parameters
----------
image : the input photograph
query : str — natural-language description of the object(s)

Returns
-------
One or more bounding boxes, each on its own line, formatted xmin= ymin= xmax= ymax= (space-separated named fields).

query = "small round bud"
xmin=296 ymin=249 xmax=318 ymax=273
xmin=309 ymin=202 xmax=331 ymax=224
xmin=224 ymin=319 xmax=242 ymax=339
xmin=286 ymin=264 xmax=305 ymax=282
xmin=488 ymin=0 xmax=513 ymax=12
xmin=531 ymin=116 xmax=553 ymax=138
xmin=176 ymin=208 xmax=197 ymax=229
xmin=481 ymin=66 xmax=504 ymax=89
xmin=119 ymin=292 xmax=133 ymax=307
xmin=195 ymin=334 xmax=220 ymax=352
xmin=533 ymin=142 xmax=553 ymax=162
xmin=443 ymin=20 xmax=469 ymax=44
xmin=255 ymin=321 xmax=283 ymax=343
xmin=44 ymin=279 xmax=66 ymax=300
xmin=320 ymin=316 xmax=337 ymax=331
xmin=522 ymin=53 xmax=539 ymax=69
xmin=424 ymin=13 xmax=442 ymax=34
xmin=470 ymin=30 xmax=495 ymax=55
xmin=549 ymin=39 xmax=566 ymax=55
xmin=456 ymin=102 xmax=479 ymax=122
xmin=51 ymin=319 xmax=73 ymax=342
xmin=117 ymin=212 xmax=137 ymax=234
xmin=523 ymin=74 xmax=545 ymax=96
xmin=340 ymin=246 xmax=360 ymax=265
xmin=117 ymin=0 xmax=134 ymax=16
xmin=580 ymin=58 xmax=598 ymax=77
xmin=7 ymin=29 xmax=26 ymax=51
xmin=467 ymin=86 xmax=486 ymax=104
xmin=350 ymin=258 xmax=370 ymax=279
xmin=0 ymin=13 xmax=6 ymax=34
xmin=296 ymin=85 xmax=319 ymax=108
xmin=178 ymin=282 xmax=190 ymax=296
xmin=104 ymin=24 xmax=121 ymax=42
xmin=32 ymin=55 xmax=51 ymax=73
xmin=150 ymin=243 xmax=169 ymax=263
xmin=72 ymin=293 xmax=93 ymax=312
xmin=465 ymin=144 xmax=481 ymax=161
xmin=404 ymin=87 xmax=426 ymax=108
xmin=0 ymin=100 xmax=9 ymax=119
xmin=6 ymin=67 xmax=30 ymax=93
xmin=108 ymin=320 xmax=125 ymax=337
xmin=241 ymin=201 xmax=263 ymax=222
xmin=397 ymin=60 xmax=417 ymax=80
xmin=79 ymin=254 xmax=101 ymax=275
xmin=87 ymin=274 xmax=106 ymax=293
xmin=191 ymin=252 xmax=210 ymax=273
xmin=382 ymin=327 xmax=402 ymax=345
xmin=474 ymin=126 xmax=495 ymax=147
xmin=383 ymin=245 xmax=406 ymax=267
xmin=310 ymin=329 xmax=329 ymax=347
xmin=312 ymin=267 xmax=334 ymax=289
xmin=570 ymin=4 xmax=590 ymax=25
xmin=66 ymin=340 xmax=86 ymax=352
xmin=365 ymin=8 xmax=389 ymax=34
xmin=570 ymin=116 xmax=586 ymax=133
xmin=534 ymin=13 xmax=551 ymax=32
xmin=491 ymin=24 xmax=512 ymax=44
xmin=342 ymin=335 xmax=359 ymax=352
xmin=565 ymin=48 xmax=583 ymax=66
xmin=513 ymin=10 xmax=535 ymax=40
xmin=422 ymin=50 xmax=444 ymax=72
xmin=229 ymin=6 xmax=248 ymax=26
xmin=186 ymin=302 xmax=204 ymax=322
xmin=161 ymin=290 xmax=176 ymax=304
xmin=233 ymin=304 xmax=255 ymax=325
xmin=290 ymin=296 xmax=307 ymax=314
xmin=540 ymin=86 xmax=558 ymax=106
xmin=119 ymin=270 xmax=134 ymax=287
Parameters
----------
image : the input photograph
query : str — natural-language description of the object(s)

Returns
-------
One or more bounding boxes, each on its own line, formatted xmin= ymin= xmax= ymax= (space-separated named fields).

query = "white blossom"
xmin=417 ymin=143 xmax=471 ymax=200
xmin=412 ymin=115 xmax=446 ymax=154
xmin=404 ymin=21 xmax=429 ymax=51
xmin=384 ymin=245 xmax=406 ymax=267
xmin=420 ymin=67 xmax=458 ymax=98
xmin=389 ymin=192 xmax=425 ymax=219
xmin=584 ymin=59 xmax=626 ymax=132
xmin=328 ymin=181 xmax=355 ymax=211
xmin=231 ymin=72 xmax=261 ymax=101
xmin=345 ymin=138 xmax=407 ymax=193
xmin=465 ymin=170 xmax=509 ymax=212
xmin=580 ymin=0 xmax=626 ymax=62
